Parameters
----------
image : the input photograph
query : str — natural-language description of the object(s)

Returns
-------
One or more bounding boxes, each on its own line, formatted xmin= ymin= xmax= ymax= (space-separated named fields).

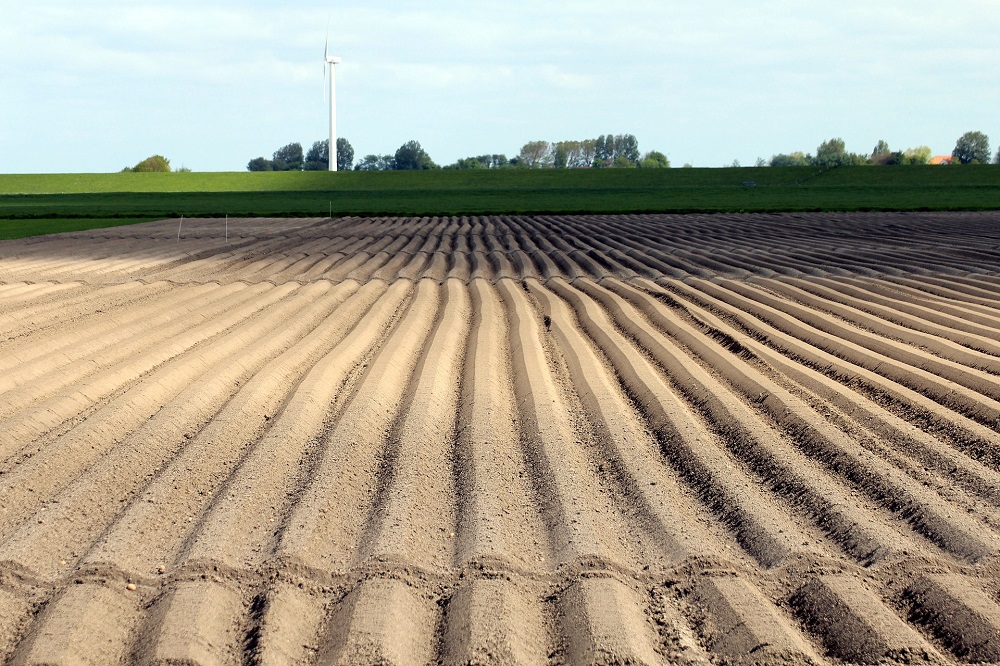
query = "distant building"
xmin=929 ymin=155 xmax=953 ymax=165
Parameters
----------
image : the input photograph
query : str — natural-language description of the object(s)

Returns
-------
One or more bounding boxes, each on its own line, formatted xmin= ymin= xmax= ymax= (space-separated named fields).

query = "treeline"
xmin=447 ymin=134 xmax=668 ymax=170
xmin=247 ymin=133 xmax=669 ymax=172
xmin=247 ymin=139 xmax=354 ymax=172
xmin=246 ymin=130 xmax=997 ymax=174
xmin=769 ymin=131 xmax=995 ymax=167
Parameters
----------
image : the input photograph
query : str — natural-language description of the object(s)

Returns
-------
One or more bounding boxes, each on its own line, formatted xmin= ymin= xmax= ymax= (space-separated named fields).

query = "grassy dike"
xmin=1 ymin=165 xmax=998 ymax=239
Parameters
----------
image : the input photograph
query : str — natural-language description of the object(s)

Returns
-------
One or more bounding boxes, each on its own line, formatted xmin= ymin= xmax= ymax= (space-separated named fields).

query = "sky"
xmin=1 ymin=1 xmax=998 ymax=173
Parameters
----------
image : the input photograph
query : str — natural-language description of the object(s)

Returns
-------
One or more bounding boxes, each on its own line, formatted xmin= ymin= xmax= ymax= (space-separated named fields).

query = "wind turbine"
xmin=324 ymin=32 xmax=342 ymax=172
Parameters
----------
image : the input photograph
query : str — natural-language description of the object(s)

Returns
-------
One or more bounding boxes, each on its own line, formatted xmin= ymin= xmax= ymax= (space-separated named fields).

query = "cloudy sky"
xmin=1 ymin=1 xmax=997 ymax=172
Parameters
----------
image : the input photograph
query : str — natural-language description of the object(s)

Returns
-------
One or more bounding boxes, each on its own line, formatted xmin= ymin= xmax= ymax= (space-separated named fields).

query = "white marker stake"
xmin=226 ymin=214 xmax=229 ymax=243
xmin=177 ymin=216 xmax=183 ymax=242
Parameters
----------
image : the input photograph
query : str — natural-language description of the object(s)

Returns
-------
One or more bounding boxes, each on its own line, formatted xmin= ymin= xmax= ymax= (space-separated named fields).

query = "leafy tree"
xmin=996 ymin=146 xmax=1000 ymax=165
xmin=272 ymin=142 xmax=304 ymax=171
xmin=447 ymin=154 xmax=512 ymax=170
xmin=616 ymin=134 xmax=640 ymax=165
xmin=518 ymin=140 xmax=552 ymax=168
xmin=613 ymin=155 xmax=636 ymax=168
xmin=579 ymin=139 xmax=596 ymax=168
xmin=755 ymin=157 xmax=768 ymax=167
xmin=354 ymin=154 xmax=395 ymax=171
xmin=125 ymin=155 xmax=171 ymax=172
xmin=770 ymin=152 xmax=810 ymax=167
xmin=337 ymin=137 xmax=355 ymax=171
xmin=872 ymin=139 xmax=890 ymax=157
xmin=594 ymin=135 xmax=610 ymax=166
xmin=952 ymin=131 xmax=990 ymax=164
xmin=489 ymin=154 xmax=512 ymax=169
xmin=393 ymin=140 xmax=437 ymax=170
xmin=639 ymin=151 xmax=670 ymax=168
xmin=902 ymin=146 xmax=931 ymax=165
xmin=447 ymin=156 xmax=488 ymax=169
xmin=247 ymin=157 xmax=274 ymax=171
xmin=593 ymin=134 xmax=640 ymax=167
xmin=304 ymin=140 xmax=328 ymax=171
xmin=882 ymin=151 xmax=905 ymax=165
xmin=814 ymin=138 xmax=848 ymax=166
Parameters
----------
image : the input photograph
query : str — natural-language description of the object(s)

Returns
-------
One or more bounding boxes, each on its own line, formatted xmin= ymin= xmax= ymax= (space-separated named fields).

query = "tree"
xmin=447 ymin=154 xmax=512 ymax=170
xmin=615 ymin=134 xmax=640 ymax=166
xmin=996 ymin=146 xmax=1000 ymax=165
xmin=354 ymin=154 xmax=395 ymax=171
xmin=126 ymin=155 xmax=171 ymax=172
xmin=594 ymin=134 xmax=612 ymax=166
xmin=814 ymin=138 xmax=848 ymax=166
xmin=518 ymin=140 xmax=552 ymax=168
xmin=337 ymin=137 xmax=354 ymax=171
xmin=638 ymin=151 xmax=670 ymax=168
xmin=770 ymin=152 xmax=810 ymax=167
xmin=393 ymin=140 xmax=437 ymax=170
xmin=902 ymin=146 xmax=932 ymax=165
xmin=579 ymin=139 xmax=596 ymax=167
xmin=247 ymin=157 xmax=273 ymax=171
xmin=304 ymin=140 xmax=328 ymax=171
xmin=593 ymin=134 xmax=640 ymax=167
xmin=872 ymin=139 xmax=890 ymax=157
xmin=952 ymin=131 xmax=990 ymax=165
xmin=272 ymin=142 xmax=304 ymax=171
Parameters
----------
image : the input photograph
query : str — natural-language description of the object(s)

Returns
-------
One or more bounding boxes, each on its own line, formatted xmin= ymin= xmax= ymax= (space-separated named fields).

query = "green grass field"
xmin=1 ymin=166 xmax=998 ymax=239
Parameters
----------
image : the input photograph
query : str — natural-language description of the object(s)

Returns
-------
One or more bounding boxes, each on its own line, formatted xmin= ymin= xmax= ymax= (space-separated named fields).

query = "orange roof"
xmin=929 ymin=155 xmax=952 ymax=165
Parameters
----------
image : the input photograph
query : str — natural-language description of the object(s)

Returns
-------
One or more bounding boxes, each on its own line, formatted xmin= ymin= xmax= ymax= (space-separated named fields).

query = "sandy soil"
xmin=1 ymin=212 xmax=999 ymax=665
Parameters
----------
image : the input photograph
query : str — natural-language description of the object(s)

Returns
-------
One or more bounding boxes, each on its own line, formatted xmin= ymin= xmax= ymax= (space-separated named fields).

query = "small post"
xmin=329 ymin=201 xmax=332 ymax=219
xmin=177 ymin=215 xmax=183 ymax=242
xmin=225 ymin=214 xmax=229 ymax=243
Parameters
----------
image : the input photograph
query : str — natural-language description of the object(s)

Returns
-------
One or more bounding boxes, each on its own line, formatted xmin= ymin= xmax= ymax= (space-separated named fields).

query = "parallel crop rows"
xmin=0 ymin=213 xmax=999 ymax=665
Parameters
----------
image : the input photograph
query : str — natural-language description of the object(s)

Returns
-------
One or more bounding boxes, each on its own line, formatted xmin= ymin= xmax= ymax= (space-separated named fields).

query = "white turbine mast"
xmin=324 ymin=29 xmax=342 ymax=172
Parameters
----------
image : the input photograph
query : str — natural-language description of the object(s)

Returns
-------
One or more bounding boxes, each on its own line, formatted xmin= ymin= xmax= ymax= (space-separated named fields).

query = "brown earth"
xmin=1 ymin=212 xmax=999 ymax=665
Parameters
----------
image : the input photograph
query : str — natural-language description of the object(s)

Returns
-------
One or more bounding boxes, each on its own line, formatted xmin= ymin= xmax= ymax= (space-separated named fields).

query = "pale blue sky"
xmin=1 ymin=1 xmax=997 ymax=172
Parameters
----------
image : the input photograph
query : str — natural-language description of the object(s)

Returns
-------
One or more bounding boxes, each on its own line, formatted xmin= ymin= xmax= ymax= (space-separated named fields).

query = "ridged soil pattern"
xmin=1 ymin=212 xmax=1000 ymax=665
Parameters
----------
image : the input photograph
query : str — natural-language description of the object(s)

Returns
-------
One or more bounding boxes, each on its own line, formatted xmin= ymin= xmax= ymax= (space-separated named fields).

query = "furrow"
xmin=686 ymin=277 xmax=1000 ymax=426
xmin=0 ymin=281 xmax=362 ymax=580
xmin=79 ymin=279 xmax=409 ymax=577
xmin=0 ymin=281 xmax=283 ymax=459
xmin=661 ymin=278 xmax=1000 ymax=468
xmin=574 ymin=277 xmax=907 ymax=565
xmin=274 ymin=278 xmax=441 ymax=573
xmin=761 ymin=277 xmax=1000 ymax=366
xmin=726 ymin=278 xmax=1000 ymax=398
xmin=650 ymin=280 xmax=1000 ymax=512
xmin=0 ymin=281 xmax=322 ymax=544
xmin=608 ymin=279 xmax=1000 ymax=563
xmin=0 ymin=281 xmax=229 ymax=393
xmin=361 ymin=278 xmax=471 ymax=571
xmin=555 ymin=276 xmax=816 ymax=566
xmin=528 ymin=278 xmax=727 ymax=567
xmin=454 ymin=279 xmax=551 ymax=570
xmin=496 ymin=277 xmax=657 ymax=572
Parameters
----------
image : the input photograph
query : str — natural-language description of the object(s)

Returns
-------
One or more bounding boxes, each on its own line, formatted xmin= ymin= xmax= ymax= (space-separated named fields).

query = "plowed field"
xmin=1 ymin=212 xmax=999 ymax=665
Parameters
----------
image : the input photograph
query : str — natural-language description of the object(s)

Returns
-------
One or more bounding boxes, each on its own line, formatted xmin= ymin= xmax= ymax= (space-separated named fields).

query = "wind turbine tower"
xmin=324 ymin=35 xmax=342 ymax=171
